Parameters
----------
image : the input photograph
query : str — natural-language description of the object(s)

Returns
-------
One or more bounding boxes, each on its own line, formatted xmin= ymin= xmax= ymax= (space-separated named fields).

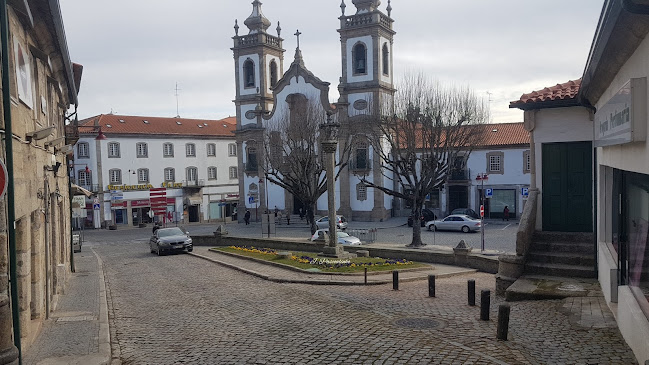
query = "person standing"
xmin=244 ymin=210 xmax=251 ymax=225
xmin=503 ymin=206 xmax=510 ymax=221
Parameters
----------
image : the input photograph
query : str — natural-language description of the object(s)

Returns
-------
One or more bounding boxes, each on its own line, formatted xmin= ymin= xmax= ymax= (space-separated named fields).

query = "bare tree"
xmin=359 ymin=73 xmax=489 ymax=247
xmin=262 ymin=95 xmax=351 ymax=233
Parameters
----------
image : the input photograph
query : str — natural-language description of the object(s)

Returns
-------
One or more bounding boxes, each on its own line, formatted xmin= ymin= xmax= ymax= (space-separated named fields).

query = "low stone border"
xmin=209 ymin=248 xmax=434 ymax=276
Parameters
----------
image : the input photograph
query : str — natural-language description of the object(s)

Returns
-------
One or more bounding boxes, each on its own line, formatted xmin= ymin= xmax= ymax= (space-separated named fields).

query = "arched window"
xmin=382 ymin=43 xmax=389 ymax=76
xmin=163 ymin=143 xmax=174 ymax=157
xmin=136 ymin=142 xmax=148 ymax=158
xmin=246 ymin=147 xmax=258 ymax=171
xmin=137 ymin=168 xmax=149 ymax=183
xmin=269 ymin=60 xmax=278 ymax=88
xmin=109 ymin=169 xmax=122 ymax=184
xmin=164 ymin=168 xmax=175 ymax=182
xmin=353 ymin=43 xmax=367 ymax=75
xmin=244 ymin=59 xmax=255 ymax=88
xmin=186 ymin=167 xmax=198 ymax=182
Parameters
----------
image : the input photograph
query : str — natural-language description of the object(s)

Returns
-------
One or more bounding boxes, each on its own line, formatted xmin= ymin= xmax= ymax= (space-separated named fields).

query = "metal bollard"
xmin=393 ymin=271 xmax=399 ymax=290
xmin=364 ymin=267 xmax=368 ymax=285
xmin=480 ymin=289 xmax=491 ymax=321
xmin=497 ymin=304 xmax=510 ymax=340
xmin=428 ymin=275 xmax=436 ymax=297
xmin=468 ymin=279 xmax=476 ymax=306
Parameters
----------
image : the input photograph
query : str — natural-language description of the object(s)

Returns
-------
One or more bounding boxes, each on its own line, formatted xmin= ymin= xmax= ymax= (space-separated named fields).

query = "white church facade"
xmin=232 ymin=0 xmax=396 ymax=222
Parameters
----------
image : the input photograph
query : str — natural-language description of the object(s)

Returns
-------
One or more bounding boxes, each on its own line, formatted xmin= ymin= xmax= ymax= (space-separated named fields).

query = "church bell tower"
xmin=232 ymin=1 xmax=285 ymax=220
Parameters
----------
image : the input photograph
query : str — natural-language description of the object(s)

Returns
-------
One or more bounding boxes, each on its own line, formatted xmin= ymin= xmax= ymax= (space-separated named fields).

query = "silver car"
xmin=315 ymin=215 xmax=348 ymax=230
xmin=150 ymin=227 xmax=193 ymax=255
xmin=426 ymin=214 xmax=482 ymax=233
xmin=310 ymin=229 xmax=361 ymax=245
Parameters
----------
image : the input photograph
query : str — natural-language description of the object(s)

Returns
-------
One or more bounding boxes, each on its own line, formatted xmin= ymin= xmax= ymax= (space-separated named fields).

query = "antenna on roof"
xmin=174 ymin=82 xmax=181 ymax=118
xmin=486 ymin=91 xmax=493 ymax=123
xmin=486 ymin=91 xmax=493 ymax=103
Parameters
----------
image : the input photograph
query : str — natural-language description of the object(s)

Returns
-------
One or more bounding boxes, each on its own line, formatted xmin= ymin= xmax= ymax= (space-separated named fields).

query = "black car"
xmin=408 ymin=208 xmax=437 ymax=227
xmin=451 ymin=208 xmax=480 ymax=220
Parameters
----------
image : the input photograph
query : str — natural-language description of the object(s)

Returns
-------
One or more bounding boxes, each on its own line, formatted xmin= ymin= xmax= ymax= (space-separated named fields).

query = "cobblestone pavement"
xmin=91 ymin=236 xmax=637 ymax=365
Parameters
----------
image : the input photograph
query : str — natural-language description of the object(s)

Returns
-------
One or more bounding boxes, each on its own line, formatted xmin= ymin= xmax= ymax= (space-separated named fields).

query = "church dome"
xmin=352 ymin=0 xmax=381 ymax=12
xmin=244 ymin=0 xmax=271 ymax=34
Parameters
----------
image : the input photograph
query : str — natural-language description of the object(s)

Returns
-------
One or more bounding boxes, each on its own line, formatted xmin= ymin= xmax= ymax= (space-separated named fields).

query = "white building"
xmin=435 ymin=122 xmax=531 ymax=220
xmin=74 ymin=114 xmax=239 ymax=228
xmin=581 ymin=1 xmax=649 ymax=362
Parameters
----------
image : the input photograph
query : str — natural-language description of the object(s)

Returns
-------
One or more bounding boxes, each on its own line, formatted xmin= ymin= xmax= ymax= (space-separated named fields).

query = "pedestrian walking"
xmin=299 ymin=207 xmax=304 ymax=221
xmin=286 ymin=213 xmax=290 ymax=225
xmin=244 ymin=210 xmax=251 ymax=225
xmin=503 ymin=206 xmax=510 ymax=221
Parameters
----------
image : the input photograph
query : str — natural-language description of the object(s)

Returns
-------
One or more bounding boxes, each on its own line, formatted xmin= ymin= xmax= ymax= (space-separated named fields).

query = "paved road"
xmin=144 ymin=216 xmax=518 ymax=254
xmin=88 ymin=232 xmax=637 ymax=364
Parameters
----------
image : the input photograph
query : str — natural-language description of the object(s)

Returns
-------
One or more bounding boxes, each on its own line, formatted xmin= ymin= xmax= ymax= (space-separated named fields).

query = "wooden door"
xmin=542 ymin=142 xmax=592 ymax=232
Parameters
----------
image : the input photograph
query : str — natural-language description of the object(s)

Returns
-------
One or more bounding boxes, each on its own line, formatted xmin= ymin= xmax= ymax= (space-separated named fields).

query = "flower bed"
xmin=216 ymin=246 xmax=426 ymax=273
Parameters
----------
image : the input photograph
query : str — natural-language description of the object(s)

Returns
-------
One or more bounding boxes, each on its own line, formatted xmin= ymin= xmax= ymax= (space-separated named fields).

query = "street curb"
xmin=91 ymin=249 xmax=113 ymax=365
xmin=189 ymin=251 xmax=475 ymax=285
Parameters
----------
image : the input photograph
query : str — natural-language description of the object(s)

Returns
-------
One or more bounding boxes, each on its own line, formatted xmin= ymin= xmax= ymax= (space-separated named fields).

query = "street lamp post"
xmin=476 ymin=173 xmax=488 ymax=252
xmin=320 ymin=113 xmax=342 ymax=254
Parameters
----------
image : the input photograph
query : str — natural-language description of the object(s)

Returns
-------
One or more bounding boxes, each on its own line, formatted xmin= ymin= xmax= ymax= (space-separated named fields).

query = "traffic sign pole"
xmin=476 ymin=173 xmax=488 ymax=252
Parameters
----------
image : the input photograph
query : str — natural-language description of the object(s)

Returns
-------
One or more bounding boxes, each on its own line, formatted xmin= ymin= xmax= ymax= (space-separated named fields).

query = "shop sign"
xmin=131 ymin=199 xmax=150 ymax=207
xmin=595 ymin=78 xmax=647 ymax=147
xmin=107 ymin=184 xmax=154 ymax=191
xmin=161 ymin=182 xmax=183 ymax=188
xmin=226 ymin=193 xmax=239 ymax=198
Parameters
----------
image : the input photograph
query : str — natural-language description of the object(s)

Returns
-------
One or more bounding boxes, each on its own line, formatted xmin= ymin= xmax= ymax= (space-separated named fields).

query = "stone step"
xmin=528 ymin=251 xmax=595 ymax=266
xmin=505 ymin=275 xmax=601 ymax=302
xmin=531 ymin=241 xmax=594 ymax=254
xmin=525 ymin=262 xmax=596 ymax=278
xmin=533 ymin=231 xmax=594 ymax=244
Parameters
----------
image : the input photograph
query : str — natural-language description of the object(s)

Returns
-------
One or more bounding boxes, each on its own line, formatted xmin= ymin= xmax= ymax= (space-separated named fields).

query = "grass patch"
xmin=213 ymin=246 xmax=429 ymax=273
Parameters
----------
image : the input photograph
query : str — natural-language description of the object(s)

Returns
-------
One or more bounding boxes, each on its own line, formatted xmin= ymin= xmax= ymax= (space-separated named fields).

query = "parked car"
xmin=315 ymin=215 xmax=348 ymax=230
xmin=451 ymin=208 xmax=480 ymax=220
xmin=408 ymin=208 xmax=437 ymax=227
xmin=149 ymin=227 xmax=193 ymax=256
xmin=425 ymin=214 xmax=482 ymax=233
xmin=310 ymin=229 xmax=361 ymax=245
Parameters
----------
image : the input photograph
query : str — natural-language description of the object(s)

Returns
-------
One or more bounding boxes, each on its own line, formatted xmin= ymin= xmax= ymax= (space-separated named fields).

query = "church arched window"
xmin=353 ymin=43 xmax=367 ymax=75
xmin=269 ymin=60 xmax=278 ymax=88
xmin=382 ymin=43 xmax=389 ymax=76
xmin=244 ymin=59 xmax=255 ymax=88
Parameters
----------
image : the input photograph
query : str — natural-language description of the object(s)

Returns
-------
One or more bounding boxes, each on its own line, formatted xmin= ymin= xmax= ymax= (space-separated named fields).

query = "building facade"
xmin=232 ymin=0 xmax=395 ymax=222
xmin=580 ymin=1 xmax=649 ymax=362
xmin=74 ymin=114 xmax=239 ymax=228
xmin=0 ymin=0 xmax=81 ymax=362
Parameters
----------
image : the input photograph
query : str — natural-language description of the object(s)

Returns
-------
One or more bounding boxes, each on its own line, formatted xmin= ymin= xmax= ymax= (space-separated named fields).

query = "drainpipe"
xmin=43 ymin=180 xmax=50 ymax=319
xmin=1 ymin=0 xmax=22 ymax=363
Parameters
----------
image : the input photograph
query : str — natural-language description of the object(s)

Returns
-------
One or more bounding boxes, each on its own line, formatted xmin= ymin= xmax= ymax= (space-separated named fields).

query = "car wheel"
xmin=461 ymin=225 xmax=470 ymax=233
xmin=187 ymin=248 xmax=193 ymax=253
xmin=428 ymin=224 xmax=436 ymax=231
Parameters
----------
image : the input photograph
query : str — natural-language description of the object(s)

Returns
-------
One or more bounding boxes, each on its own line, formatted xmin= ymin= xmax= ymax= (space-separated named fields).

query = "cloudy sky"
xmin=59 ymin=0 xmax=604 ymax=123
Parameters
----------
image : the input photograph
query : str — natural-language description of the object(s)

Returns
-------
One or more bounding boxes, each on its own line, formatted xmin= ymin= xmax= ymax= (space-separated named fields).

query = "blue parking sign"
xmin=485 ymin=188 xmax=493 ymax=198
xmin=522 ymin=187 xmax=529 ymax=197
xmin=248 ymin=196 xmax=255 ymax=204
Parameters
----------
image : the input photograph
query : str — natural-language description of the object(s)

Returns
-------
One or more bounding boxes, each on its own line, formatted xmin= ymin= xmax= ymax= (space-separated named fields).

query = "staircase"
xmin=525 ymin=231 xmax=596 ymax=278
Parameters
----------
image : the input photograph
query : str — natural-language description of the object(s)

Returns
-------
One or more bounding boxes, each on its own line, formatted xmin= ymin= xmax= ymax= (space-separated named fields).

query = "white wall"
xmin=347 ymin=92 xmax=374 ymax=117
xmin=240 ymin=104 xmax=257 ymax=128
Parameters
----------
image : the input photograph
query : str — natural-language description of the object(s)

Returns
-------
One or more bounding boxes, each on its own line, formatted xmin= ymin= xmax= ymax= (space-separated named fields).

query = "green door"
xmin=542 ymin=142 xmax=592 ymax=232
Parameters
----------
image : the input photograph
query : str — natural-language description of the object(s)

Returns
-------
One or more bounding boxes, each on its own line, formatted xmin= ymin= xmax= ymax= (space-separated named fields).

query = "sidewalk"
xmin=23 ymin=248 xmax=111 ymax=365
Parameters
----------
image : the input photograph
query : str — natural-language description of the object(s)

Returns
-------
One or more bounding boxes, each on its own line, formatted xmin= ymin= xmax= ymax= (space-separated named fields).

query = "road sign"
xmin=93 ymin=197 xmax=99 ymax=205
xmin=0 ymin=159 xmax=7 ymax=199
xmin=110 ymin=190 xmax=123 ymax=200
xmin=93 ymin=203 xmax=100 ymax=210
xmin=485 ymin=188 xmax=493 ymax=198
xmin=249 ymin=196 xmax=255 ymax=204
xmin=522 ymin=187 xmax=529 ymax=197
xmin=150 ymin=188 xmax=167 ymax=216
xmin=480 ymin=205 xmax=484 ymax=218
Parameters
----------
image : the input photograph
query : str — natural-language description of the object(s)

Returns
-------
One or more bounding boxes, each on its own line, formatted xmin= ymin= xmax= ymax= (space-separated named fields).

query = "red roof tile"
xmin=474 ymin=122 xmax=529 ymax=147
xmin=510 ymin=79 xmax=581 ymax=108
xmin=78 ymin=114 xmax=236 ymax=138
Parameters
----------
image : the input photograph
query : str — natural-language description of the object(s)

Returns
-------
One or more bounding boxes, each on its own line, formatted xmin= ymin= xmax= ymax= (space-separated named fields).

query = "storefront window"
xmin=625 ymin=171 xmax=649 ymax=318
xmin=491 ymin=189 xmax=516 ymax=219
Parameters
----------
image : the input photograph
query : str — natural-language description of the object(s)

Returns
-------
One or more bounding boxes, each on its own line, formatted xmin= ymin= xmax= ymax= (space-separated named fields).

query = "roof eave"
xmin=579 ymin=0 xmax=649 ymax=105
xmin=48 ymin=0 xmax=78 ymax=106
xmin=509 ymin=98 xmax=581 ymax=111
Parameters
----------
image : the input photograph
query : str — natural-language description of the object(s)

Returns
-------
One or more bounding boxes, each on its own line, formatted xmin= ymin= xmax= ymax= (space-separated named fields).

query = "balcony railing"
xmin=448 ymin=168 xmax=470 ymax=181
xmin=182 ymin=179 xmax=205 ymax=188
xmin=70 ymin=179 xmax=101 ymax=192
